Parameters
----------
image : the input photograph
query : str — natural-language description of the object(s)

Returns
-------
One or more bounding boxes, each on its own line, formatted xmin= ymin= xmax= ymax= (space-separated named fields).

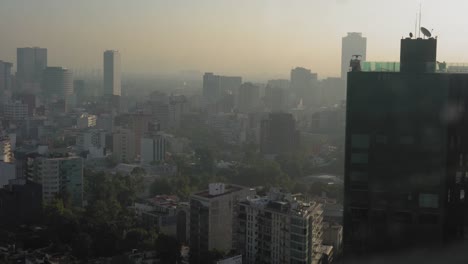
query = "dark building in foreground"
xmin=344 ymin=36 xmax=468 ymax=260
xmin=0 ymin=179 xmax=42 ymax=226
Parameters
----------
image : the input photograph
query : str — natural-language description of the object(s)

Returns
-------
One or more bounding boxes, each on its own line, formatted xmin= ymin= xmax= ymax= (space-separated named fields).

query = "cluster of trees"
xmin=151 ymin=144 xmax=343 ymax=202
xmin=20 ymin=169 xmax=182 ymax=262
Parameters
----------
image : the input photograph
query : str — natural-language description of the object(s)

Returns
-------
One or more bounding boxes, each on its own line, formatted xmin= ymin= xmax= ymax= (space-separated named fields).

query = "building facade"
xmin=190 ymin=183 xmax=255 ymax=264
xmin=17 ymin=47 xmax=47 ymax=83
xmin=4 ymin=101 xmax=28 ymax=120
xmin=103 ymin=50 xmax=121 ymax=96
xmin=344 ymin=36 xmax=468 ymax=259
xmin=237 ymin=190 xmax=323 ymax=264
xmin=112 ymin=127 xmax=136 ymax=164
xmin=42 ymin=66 xmax=73 ymax=100
xmin=33 ymin=156 xmax=83 ymax=207
xmin=260 ymin=112 xmax=300 ymax=156
xmin=140 ymin=133 xmax=167 ymax=165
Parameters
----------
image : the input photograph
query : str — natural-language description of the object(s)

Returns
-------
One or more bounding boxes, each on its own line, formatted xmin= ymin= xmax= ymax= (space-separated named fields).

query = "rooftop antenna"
xmin=418 ymin=3 xmax=422 ymax=38
xmin=414 ymin=13 xmax=417 ymax=38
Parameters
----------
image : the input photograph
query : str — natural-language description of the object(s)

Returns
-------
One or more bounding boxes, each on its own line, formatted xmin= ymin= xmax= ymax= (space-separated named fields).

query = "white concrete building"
xmin=140 ymin=134 xmax=167 ymax=165
xmin=190 ymin=183 xmax=255 ymax=263
xmin=238 ymin=189 xmax=323 ymax=264
xmin=33 ymin=156 xmax=83 ymax=207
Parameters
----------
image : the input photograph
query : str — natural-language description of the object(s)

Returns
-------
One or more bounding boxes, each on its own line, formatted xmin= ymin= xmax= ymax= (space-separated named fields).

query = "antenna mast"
xmin=418 ymin=4 xmax=422 ymax=38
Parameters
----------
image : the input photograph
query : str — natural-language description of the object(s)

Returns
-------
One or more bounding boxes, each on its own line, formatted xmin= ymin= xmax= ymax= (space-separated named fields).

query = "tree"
xmin=72 ymin=233 xmax=93 ymax=260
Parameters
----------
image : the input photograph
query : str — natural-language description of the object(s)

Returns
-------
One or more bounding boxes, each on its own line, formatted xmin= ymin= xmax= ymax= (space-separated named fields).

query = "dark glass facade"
xmin=344 ymin=38 xmax=468 ymax=259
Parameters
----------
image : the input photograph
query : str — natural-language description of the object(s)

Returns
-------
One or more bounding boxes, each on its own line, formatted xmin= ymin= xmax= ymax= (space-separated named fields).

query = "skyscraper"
xmin=103 ymin=50 xmax=121 ymax=96
xmin=42 ymin=67 xmax=73 ymax=99
xmin=344 ymin=36 xmax=468 ymax=260
xmin=17 ymin=47 xmax=47 ymax=83
xmin=341 ymin=33 xmax=367 ymax=81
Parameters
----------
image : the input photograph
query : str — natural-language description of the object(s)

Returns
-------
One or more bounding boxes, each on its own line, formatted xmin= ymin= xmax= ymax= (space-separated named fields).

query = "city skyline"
xmin=2 ymin=0 xmax=468 ymax=80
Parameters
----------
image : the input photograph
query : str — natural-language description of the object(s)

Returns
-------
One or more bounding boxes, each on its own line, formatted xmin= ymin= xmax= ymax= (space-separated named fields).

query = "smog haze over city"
xmin=3 ymin=1 xmax=468 ymax=264
xmin=1 ymin=0 xmax=468 ymax=79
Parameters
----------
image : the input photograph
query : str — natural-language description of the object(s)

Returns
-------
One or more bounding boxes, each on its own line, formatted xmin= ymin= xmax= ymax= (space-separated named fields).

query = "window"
xmin=350 ymin=171 xmax=368 ymax=182
xmin=419 ymin=193 xmax=438 ymax=208
xmin=351 ymin=153 xmax=368 ymax=164
xmin=351 ymin=134 xmax=369 ymax=149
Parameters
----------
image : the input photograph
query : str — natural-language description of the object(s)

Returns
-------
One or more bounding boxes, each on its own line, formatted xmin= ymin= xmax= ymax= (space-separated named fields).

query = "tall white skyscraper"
xmin=103 ymin=50 xmax=121 ymax=96
xmin=341 ymin=32 xmax=367 ymax=81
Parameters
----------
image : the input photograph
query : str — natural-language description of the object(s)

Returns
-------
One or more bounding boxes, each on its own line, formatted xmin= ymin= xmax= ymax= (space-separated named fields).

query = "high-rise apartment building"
xmin=103 ymin=50 xmax=121 ymax=96
xmin=260 ymin=112 xmax=300 ymax=156
xmin=17 ymin=47 xmax=47 ymax=83
xmin=237 ymin=189 xmax=323 ymax=264
xmin=344 ymin=36 xmax=468 ymax=260
xmin=190 ymin=183 xmax=255 ymax=264
xmin=33 ymin=156 xmax=83 ymax=207
xmin=42 ymin=67 xmax=73 ymax=99
xmin=341 ymin=33 xmax=367 ymax=81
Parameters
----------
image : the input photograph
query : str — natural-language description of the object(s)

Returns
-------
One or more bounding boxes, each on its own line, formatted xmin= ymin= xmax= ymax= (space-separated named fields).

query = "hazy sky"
xmin=1 ymin=0 xmax=468 ymax=80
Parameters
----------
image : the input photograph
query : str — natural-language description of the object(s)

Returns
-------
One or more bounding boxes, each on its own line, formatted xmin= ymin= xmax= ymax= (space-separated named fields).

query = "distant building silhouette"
xmin=341 ymin=33 xmax=366 ymax=81
xmin=237 ymin=82 xmax=260 ymax=113
xmin=290 ymin=67 xmax=318 ymax=107
xmin=17 ymin=47 xmax=47 ymax=83
xmin=260 ymin=112 xmax=300 ymax=156
xmin=202 ymin=72 xmax=241 ymax=112
xmin=344 ymin=35 xmax=468 ymax=260
xmin=265 ymin=79 xmax=289 ymax=112
xmin=42 ymin=66 xmax=73 ymax=99
xmin=103 ymin=50 xmax=121 ymax=96
xmin=0 ymin=61 xmax=13 ymax=104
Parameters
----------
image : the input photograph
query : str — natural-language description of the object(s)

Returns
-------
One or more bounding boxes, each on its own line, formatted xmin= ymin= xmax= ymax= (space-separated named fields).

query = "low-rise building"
xmin=133 ymin=195 xmax=189 ymax=243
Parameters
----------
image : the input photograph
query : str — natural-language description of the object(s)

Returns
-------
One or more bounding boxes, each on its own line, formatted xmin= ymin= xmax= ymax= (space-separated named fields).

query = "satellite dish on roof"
xmin=420 ymin=27 xmax=432 ymax=38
